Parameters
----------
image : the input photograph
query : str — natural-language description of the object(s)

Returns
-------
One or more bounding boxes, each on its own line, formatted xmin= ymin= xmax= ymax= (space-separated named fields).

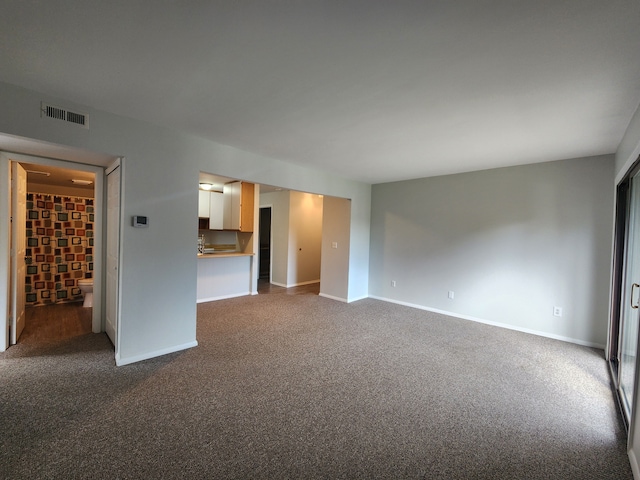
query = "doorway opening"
xmin=259 ymin=206 xmax=271 ymax=281
xmin=258 ymin=189 xmax=323 ymax=294
xmin=1 ymin=149 xmax=117 ymax=355
xmin=12 ymin=161 xmax=96 ymax=345
xmin=18 ymin=162 xmax=96 ymax=344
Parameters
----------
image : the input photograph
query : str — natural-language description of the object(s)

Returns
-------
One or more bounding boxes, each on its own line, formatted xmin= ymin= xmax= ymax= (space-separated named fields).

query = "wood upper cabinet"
xmin=223 ymin=181 xmax=254 ymax=232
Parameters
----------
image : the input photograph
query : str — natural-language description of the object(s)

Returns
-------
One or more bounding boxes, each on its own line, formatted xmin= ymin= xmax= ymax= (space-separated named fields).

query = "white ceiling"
xmin=1 ymin=1 xmax=639 ymax=184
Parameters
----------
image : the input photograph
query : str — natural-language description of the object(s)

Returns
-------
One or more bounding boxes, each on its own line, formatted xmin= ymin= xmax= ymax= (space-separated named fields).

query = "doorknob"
xmin=632 ymin=283 xmax=640 ymax=309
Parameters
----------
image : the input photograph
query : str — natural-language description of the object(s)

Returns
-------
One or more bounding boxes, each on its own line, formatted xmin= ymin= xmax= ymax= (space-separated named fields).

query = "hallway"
xmin=257 ymin=279 xmax=319 ymax=296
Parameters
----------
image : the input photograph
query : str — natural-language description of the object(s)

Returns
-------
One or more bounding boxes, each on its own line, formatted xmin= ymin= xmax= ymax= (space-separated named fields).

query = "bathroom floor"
xmin=20 ymin=303 xmax=92 ymax=343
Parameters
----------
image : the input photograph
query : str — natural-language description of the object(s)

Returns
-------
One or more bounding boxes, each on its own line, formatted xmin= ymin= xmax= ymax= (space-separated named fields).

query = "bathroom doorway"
xmin=13 ymin=159 xmax=96 ymax=344
xmin=1 ymin=150 xmax=112 ymax=351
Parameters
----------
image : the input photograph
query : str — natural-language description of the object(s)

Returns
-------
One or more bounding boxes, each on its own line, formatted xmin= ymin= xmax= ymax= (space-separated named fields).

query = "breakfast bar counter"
xmin=197 ymin=252 xmax=254 ymax=258
xmin=197 ymin=253 xmax=255 ymax=303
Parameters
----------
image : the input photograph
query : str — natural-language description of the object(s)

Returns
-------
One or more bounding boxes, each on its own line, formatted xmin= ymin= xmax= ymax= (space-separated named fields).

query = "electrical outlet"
xmin=553 ymin=306 xmax=563 ymax=317
xmin=391 ymin=280 xmax=396 ymax=287
xmin=448 ymin=291 xmax=454 ymax=300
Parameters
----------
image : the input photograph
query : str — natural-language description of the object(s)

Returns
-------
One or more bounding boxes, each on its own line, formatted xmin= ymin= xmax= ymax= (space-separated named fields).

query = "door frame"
xmin=1 ymin=157 xmax=11 ymax=349
xmin=10 ymin=162 xmax=27 ymax=344
xmin=609 ymin=155 xmax=640 ymax=443
xmin=106 ymin=158 xmax=123 ymax=358
xmin=0 ymin=152 xmax=106 ymax=349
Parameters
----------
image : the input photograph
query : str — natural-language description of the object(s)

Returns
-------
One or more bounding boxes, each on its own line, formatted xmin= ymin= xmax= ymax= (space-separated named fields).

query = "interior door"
xmin=618 ymin=168 xmax=640 ymax=421
xmin=10 ymin=162 xmax=27 ymax=344
xmin=105 ymin=162 xmax=121 ymax=347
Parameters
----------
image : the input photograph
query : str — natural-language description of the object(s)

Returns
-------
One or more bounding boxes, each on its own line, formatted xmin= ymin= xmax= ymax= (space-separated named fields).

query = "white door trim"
xmin=0 ymin=152 xmax=105 ymax=336
xmin=0 ymin=154 xmax=11 ymax=351
xmin=106 ymin=157 xmax=124 ymax=360
xmin=10 ymin=162 xmax=27 ymax=344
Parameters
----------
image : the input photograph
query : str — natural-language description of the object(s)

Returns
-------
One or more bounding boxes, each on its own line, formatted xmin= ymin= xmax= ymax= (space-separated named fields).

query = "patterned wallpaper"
xmin=25 ymin=193 xmax=94 ymax=306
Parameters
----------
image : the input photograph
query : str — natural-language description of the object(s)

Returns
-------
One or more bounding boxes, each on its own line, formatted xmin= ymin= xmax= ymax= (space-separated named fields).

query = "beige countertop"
xmin=197 ymin=252 xmax=254 ymax=258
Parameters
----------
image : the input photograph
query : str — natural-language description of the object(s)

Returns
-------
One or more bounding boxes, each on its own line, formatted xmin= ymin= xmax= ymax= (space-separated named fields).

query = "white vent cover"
xmin=41 ymin=102 xmax=89 ymax=129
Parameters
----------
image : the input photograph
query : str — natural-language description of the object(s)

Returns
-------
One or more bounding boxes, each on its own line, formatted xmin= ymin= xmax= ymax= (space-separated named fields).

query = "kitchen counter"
xmin=197 ymin=253 xmax=254 ymax=303
xmin=197 ymin=252 xmax=254 ymax=258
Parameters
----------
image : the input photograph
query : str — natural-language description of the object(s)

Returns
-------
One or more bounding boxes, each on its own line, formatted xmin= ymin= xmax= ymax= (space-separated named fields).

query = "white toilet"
xmin=78 ymin=278 xmax=93 ymax=307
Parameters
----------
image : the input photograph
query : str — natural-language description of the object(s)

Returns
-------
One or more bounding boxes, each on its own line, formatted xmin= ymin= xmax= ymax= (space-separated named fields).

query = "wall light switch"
xmin=331 ymin=242 xmax=338 ymax=249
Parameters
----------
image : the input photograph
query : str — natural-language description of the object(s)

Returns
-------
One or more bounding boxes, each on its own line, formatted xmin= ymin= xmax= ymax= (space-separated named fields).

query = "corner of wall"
xmin=616 ymin=102 xmax=640 ymax=182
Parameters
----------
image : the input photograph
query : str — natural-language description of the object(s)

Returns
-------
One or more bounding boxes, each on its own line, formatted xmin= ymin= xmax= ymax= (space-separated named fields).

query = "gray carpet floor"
xmin=0 ymin=294 xmax=632 ymax=479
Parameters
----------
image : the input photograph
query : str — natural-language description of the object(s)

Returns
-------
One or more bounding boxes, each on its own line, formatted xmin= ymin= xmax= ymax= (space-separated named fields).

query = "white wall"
xmin=347 ymin=188 xmax=370 ymax=302
xmin=287 ymin=191 xmax=323 ymax=286
xmin=320 ymin=196 xmax=352 ymax=302
xmin=616 ymin=103 xmax=640 ymax=180
xmin=369 ymin=155 xmax=614 ymax=347
xmin=0 ymin=81 xmax=371 ymax=364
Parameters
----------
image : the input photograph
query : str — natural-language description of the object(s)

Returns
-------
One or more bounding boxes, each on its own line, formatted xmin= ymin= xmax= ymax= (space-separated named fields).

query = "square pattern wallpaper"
xmin=25 ymin=193 xmax=94 ymax=305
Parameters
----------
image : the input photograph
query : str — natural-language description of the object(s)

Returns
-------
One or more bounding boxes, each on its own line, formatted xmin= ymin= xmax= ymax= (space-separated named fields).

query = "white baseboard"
xmin=116 ymin=340 xmax=198 ymax=366
xmin=347 ymin=295 xmax=369 ymax=303
xmin=319 ymin=292 xmax=348 ymax=303
xmin=630 ymin=448 xmax=639 ymax=480
xmin=293 ymin=279 xmax=321 ymax=287
xmin=197 ymin=291 xmax=251 ymax=303
xmin=271 ymin=280 xmax=320 ymax=288
xmin=369 ymin=295 xmax=605 ymax=350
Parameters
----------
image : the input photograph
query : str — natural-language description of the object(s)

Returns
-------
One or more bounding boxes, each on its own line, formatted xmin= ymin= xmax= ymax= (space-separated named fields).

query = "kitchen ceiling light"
xmin=71 ymin=179 xmax=93 ymax=185
xmin=199 ymin=183 xmax=214 ymax=191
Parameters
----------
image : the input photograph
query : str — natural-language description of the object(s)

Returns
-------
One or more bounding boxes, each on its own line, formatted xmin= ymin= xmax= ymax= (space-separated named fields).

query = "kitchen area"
xmin=197 ymin=171 xmax=339 ymax=303
xmin=197 ymin=173 xmax=259 ymax=303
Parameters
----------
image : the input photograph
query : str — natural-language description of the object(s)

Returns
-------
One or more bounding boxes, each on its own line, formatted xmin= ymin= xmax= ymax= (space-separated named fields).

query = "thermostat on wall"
xmin=132 ymin=215 xmax=148 ymax=228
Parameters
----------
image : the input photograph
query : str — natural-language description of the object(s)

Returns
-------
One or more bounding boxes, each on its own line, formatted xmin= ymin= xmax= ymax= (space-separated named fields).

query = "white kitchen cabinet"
xmin=198 ymin=190 xmax=210 ymax=218
xmin=209 ymin=192 xmax=224 ymax=230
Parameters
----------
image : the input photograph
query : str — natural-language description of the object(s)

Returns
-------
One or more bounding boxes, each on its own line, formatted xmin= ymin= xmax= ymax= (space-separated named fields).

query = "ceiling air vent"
xmin=41 ymin=102 xmax=89 ymax=129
